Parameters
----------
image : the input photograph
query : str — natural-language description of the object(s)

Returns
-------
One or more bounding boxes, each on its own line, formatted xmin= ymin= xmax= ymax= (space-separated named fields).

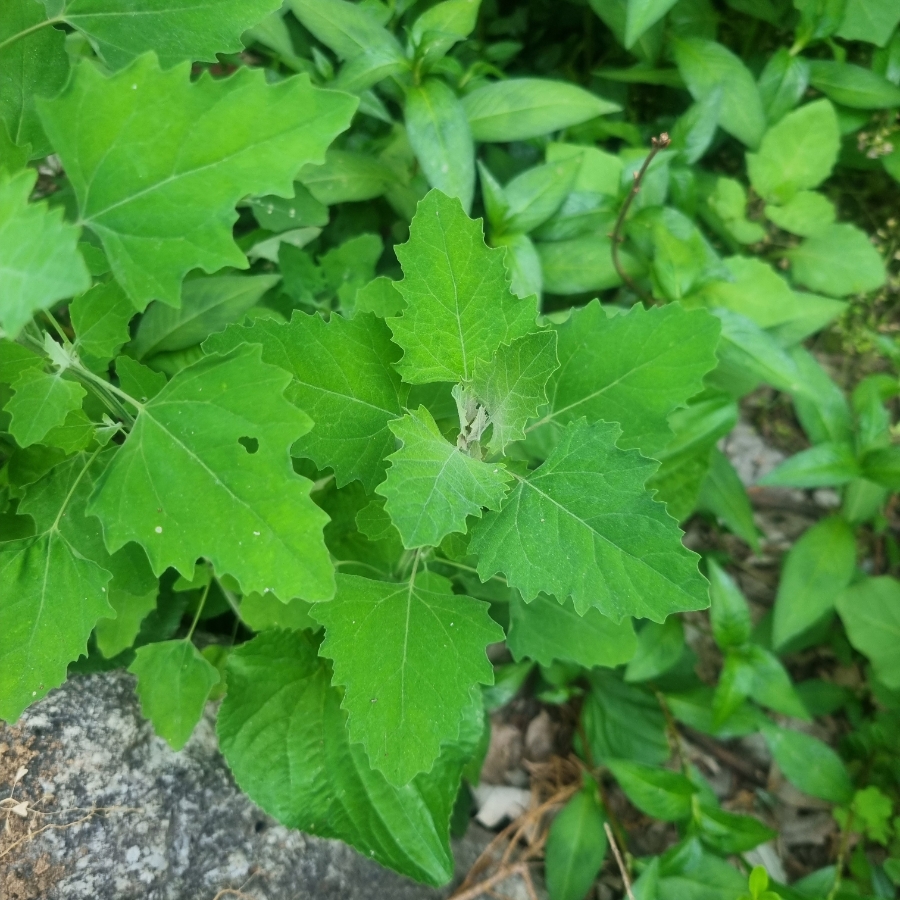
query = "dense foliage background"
xmin=2 ymin=0 xmax=900 ymax=898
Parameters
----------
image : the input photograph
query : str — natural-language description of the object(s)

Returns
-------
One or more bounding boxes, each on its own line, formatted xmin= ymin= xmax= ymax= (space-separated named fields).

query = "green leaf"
xmin=696 ymin=449 xmax=761 ymax=551
xmin=389 ymin=190 xmax=537 ymax=384
xmin=787 ymin=223 xmax=885 ymax=298
xmin=246 ymin=184 xmax=329 ymax=232
xmin=696 ymin=805 xmax=776 ymax=854
xmin=625 ymin=0 xmax=679 ymax=48
xmin=131 ymin=273 xmax=279 ymax=359
xmin=758 ymin=48 xmax=810 ymax=123
xmin=747 ymin=100 xmax=839 ymax=203
xmin=539 ymin=301 xmax=721 ymax=457
xmin=500 ymin=157 xmax=581 ymax=235
xmin=298 ymin=149 xmax=393 ymax=205
xmin=507 ymin=592 xmax=637 ymax=668
xmin=471 ymin=420 xmax=708 ymax=622
xmin=836 ymin=576 xmax=900 ymax=689
xmin=239 ymin=591 xmax=316 ymax=633
xmin=0 ymin=0 xmax=69 ymax=157
xmin=545 ymin=776 xmax=608 ymax=900
xmin=656 ymin=839 xmax=747 ymax=900
xmin=0 ymin=452 xmax=115 ymax=721
xmin=405 ymin=79 xmax=474 ymax=212
xmin=762 ymin=723 xmax=854 ymax=803
xmin=706 ymin=560 xmax=752 ymax=649
xmin=607 ymin=760 xmax=696 ymax=821
xmin=5 ymin=368 xmax=86 ymax=448
xmin=88 ymin=345 xmax=334 ymax=601
xmin=57 ymin=0 xmax=283 ymax=69
xmin=38 ymin=55 xmax=356 ymax=309
xmin=765 ymin=190 xmax=836 ymax=237
xmin=758 ymin=442 xmax=860 ymax=488
xmin=672 ymin=37 xmax=766 ymax=148
xmin=311 ymin=572 xmax=501 ymax=786
xmin=744 ymin=644 xmax=809 ymax=719
xmin=0 ymin=168 xmax=91 ymax=338
xmin=70 ymin=279 xmax=135 ymax=363
xmin=43 ymin=409 xmax=95 ymax=454
xmin=837 ymin=0 xmax=900 ymax=45
xmin=536 ymin=235 xmax=623 ymax=294
xmin=376 ymin=406 xmax=512 ymax=549
xmin=94 ymin=587 xmax=158 ymax=658
xmin=129 ymin=639 xmax=220 ymax=750
xmin=808 ymin=60 xmax=900 ymax=108
xmin=625 ymin=617 xmax=685 ymax=682
xmin=470 ymin=330 xmax=558 ymax=455
xmin=355 ymin=276 xmax=406 ymax=319
xmin=412 ymin=0 xmax=481 ymax=59
xmin=461 ymin=79 xmax=620 ymax=142
xmin=582 ymin=670 xmax=670 ymax=765
xmin=218 ymin=629 xmax=478 ymax=885
xmin=115 ymin=355 xmax=166 ymax=403
xmin=773 ymin=516 xmax=857 ymax=649
xmin=546 ymin=142 xmax=624 ymax=196
xmin=862 ymin=445 xmax=900 ymax=488
xmin=206 ymin=312 xmax=407 ymax=492
xmin=289 ymin=0 xmax=404 ymax=62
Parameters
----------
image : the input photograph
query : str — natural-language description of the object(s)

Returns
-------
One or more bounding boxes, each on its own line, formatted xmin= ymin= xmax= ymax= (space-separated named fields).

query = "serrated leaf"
xmin=507 ymin=592 xmax=637 ymax=668
xmin=42 ymin=408 xmax=95 ymax=454
xmin=88 ymin=345 xmax=334 ymax=601
xmin=0 ymin=0 xmax=69 ymax=157
xmin=311 ymin=572 xmax=501 ymax=786
xmin=38 ymin=55 xmax=356 ymax=309
xmin=239 ymin=591 xmax=316 ymax=633
xmin=0 ymin=452 xmax=116 ymax=721
xmin=205 ymin=312 xmax=407 ymax=492
xmin=217 ymin=629 xmax=479 ymax=885
xmin=71 ymin=279 xmax=135 ymax=362
xmin=389 ymin=190 xmax=537 ymax=384
xmin=0 ymin=168 xmax=91 ymax=338
xmin=5 ymin=368 xmax=86 ymax=448
xmin=129 ymin=639 xmax=220 ymax=750
xmin=115 ymin=355 xmax=166 ymax=403
xmin=131 ymin=272 xmax=279 ymax=359
xmin=376 ymin=406 xmax=512 ymax=548
xmin=537 ymin=301 xmax=720 ymax=457
xmin=94 ymin=587 xmax=158 ymax=658
xmin=471 ymin=420 xmax=708 ymax=622
xmin=471 ymin=331 xmax=558 ymax=456
xmin=54 ymin=0 xmax=283 ymax=70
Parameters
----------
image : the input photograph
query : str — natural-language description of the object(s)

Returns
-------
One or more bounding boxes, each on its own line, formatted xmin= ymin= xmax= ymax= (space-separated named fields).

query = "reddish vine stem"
xmin=610 ymin=132 xmax=671 ymax=305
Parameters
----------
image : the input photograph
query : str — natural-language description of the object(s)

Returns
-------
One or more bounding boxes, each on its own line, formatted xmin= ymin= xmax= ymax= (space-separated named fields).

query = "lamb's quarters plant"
xmin=2 ymin=0 xmax=900 ymax=897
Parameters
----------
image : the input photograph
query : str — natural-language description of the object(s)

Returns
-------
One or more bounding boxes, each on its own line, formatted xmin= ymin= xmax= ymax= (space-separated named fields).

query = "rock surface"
xmin=0 ymin=671 xmax=495 ymax=900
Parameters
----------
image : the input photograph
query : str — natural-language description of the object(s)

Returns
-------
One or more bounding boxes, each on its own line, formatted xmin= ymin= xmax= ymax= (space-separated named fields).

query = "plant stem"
xmin=610 ymin=132 xmax=671 ymax=305
xmin=186 ymin=578 xmax=212 ymax=642
xmin=0 ymin=16 xmax=63 ymax=54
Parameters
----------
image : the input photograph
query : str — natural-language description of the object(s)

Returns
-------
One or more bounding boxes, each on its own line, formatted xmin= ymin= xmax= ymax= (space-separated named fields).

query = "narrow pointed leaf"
xmin=129 ymin=640 xmax=220 ymax=750
xmin=311 ymin=572 xmax=502 ymax=786
xmin=218 ymin=629 xmax=480 ymax=885
xmin=205 ymin=312 xmax=407 ymax=492
xmin=472 ymin=330 xmax=559 ymax=455
xmin=471 ymin=420 xmax=708 ymax=622
xmin=389 ymin=190 xmax=537 ymax=384
xmin=539 ymin=301 xmax=720 ymax=457
xmin=376 ymin=406 xmax=512 ymax=548
xmin=38 ymin=55 xmax=356 ymax=308
xmin=88 ymin=345 xmax=334 ymax=601
xmin=0 ymin=169 xmax=90 ymax=338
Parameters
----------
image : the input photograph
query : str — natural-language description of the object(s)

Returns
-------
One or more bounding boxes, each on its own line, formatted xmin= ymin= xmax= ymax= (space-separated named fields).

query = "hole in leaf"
xmin=238 ymin=436 xmax=259 ymax=454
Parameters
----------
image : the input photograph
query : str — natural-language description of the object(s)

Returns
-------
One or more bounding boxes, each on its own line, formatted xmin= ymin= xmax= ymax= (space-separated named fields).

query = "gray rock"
xmin=0 ymin=670 xmax=500 ymax=900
